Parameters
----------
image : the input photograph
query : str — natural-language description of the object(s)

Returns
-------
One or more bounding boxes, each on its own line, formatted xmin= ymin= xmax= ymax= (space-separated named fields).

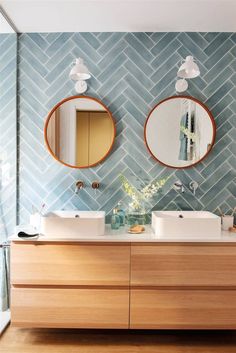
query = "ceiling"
xmin=1 ymin=0 xmax=236 ymax=33
xmin=0 ymin=10 xmax=15 ymax=32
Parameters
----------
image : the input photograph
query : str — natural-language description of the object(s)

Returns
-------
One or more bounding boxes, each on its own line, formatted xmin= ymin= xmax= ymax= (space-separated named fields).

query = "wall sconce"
xmin=175 ymin=56 xmax=200 ymax=93
xmin=69 ymin=58 xmax=91 ymax=94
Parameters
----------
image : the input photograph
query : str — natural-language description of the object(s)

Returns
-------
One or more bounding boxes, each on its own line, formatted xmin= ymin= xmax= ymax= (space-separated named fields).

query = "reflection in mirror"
xmin=145 ymin=96 xmax=216 ymax=168
xmin=45 ymin=96 xmax=115 ymax=168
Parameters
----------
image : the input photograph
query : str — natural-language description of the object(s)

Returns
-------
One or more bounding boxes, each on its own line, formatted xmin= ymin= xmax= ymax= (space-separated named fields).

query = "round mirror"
xmin=144 ymin=96 xmax=216 ymax=169
xmin=45 ymin=96 xmax=116 ymax=168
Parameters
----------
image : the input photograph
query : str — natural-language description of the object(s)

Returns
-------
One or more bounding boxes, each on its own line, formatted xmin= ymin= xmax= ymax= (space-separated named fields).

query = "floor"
xmin=2 ymin=327 xmax=236 ymax=353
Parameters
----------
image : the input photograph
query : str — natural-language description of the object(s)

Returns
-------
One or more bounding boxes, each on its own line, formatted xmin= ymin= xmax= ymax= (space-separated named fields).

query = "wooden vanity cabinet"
xmin=11 ymin=243 xmax=130 ymax=286
xmin=130 ymin=289 xmax=236 ymax=329
xmin=130 ymin=243 xmax=236 ymax=329
xmin=11 ymin=242 xmax=130 ymax=328
xmin=11 ymin=287 xmax=129 ymax=328
xmin=130 ymin=243 xmax=236 ymax=287
xmin=11 ymin=241 xmax=236 ymax=329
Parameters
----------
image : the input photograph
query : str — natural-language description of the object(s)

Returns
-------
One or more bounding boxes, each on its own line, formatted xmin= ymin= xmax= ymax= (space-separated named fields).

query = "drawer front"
xmin=11 ymin=288 xmax=129 ymax=328
xmin=130 ymin=289 xmax=236 ymax=329
xmin=11 ymin=243 xmax=130 ymax=286
xmin=131 ymin=244 xmax=236 ymax=287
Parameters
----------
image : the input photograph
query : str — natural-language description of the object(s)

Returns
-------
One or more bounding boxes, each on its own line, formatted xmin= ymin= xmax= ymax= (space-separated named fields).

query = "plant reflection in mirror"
xmin=180 ymin=125 xmax=196 ymax=142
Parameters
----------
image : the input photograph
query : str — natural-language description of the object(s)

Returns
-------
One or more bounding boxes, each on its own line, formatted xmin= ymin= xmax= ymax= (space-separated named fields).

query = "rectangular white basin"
xmin=41 ymin=210 xmax=105 ymax=238
xmin=152 ymin=211 xmax=221 ymax=239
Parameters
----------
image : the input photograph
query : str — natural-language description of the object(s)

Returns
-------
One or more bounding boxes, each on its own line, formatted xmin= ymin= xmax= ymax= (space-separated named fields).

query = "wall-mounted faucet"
xmin=75 ymin=180 xmax=84 ymax=194
xmin=174 ymin=180 xmax=199 ymax=195
xmin=174 ymin=180 xmax=185 ymax=193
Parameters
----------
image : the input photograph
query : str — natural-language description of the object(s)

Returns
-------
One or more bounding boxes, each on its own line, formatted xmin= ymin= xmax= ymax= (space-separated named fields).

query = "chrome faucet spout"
xmin=174 ymin=180 xmax=185 ymax=193
xmin=189 ymin=181 xmax=199 ymax=195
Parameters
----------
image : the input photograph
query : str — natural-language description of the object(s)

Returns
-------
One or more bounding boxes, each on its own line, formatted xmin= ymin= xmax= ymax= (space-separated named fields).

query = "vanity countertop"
xmin=10 ymin=225 xmax=236 ymax=243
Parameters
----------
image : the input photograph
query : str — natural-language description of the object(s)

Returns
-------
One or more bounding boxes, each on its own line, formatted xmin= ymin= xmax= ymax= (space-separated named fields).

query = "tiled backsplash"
xmin=18 ymin=32 xmax=236 ymax=224
xmin=0 ymin=33 xmax=17 ymax=238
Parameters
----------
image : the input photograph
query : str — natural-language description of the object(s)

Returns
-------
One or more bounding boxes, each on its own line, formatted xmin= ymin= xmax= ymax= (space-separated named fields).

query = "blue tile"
xmin=16 ymin=31 xmax=236 ymax=223
xmin=124 ymin=101 xmax=146 ymax=126
xmin=124 ymin=60 xmax=153 ymax=90
xmin=125 ymin=33 xmax=154 ymax=61
xmin=97 ymin=52 xmax=127 ymax=82
xmin=20 ymin=34 xmax=48 ymax=63
xmin=151 ymin=66 xmax=176 ymax=96
xmin=186 ymin=33 xmax=208 ymax=48
xmin=124 ymin=46 xmax=154 ymax=76
xmin=98 ymin=33 xmax=124 ymax=56
xmin=123 ymin=155 xmax=150 ymax=182
xmin=204 ymin=33 xmax=232 ymax=56
xmin=72 ymin=33 xmax=101 ymax=62
xmin=204 ymin=52 xmax=234 ymax=83
xmin=151 ymin=33 xmax=178 ymax=56
xmin=45 ymin=53 xmax=73 ymax=83
xmin=124 ymin=87 xmax=150 ymax=113
xmin=125 ymin=74 xmax=153 ymax=103
xmin=29 ymin=33 xmax=48 ymax=50
xmin=151 ymin=38 xmax=181 ymax=70
xmin=151 ymin=52 xmax=180 ymax=83
xmin=45 ymin=33 xmax=72 ymax=57
xmin=204 ymin=40 xmax=235 ymax=69
xmin=81 ymin=33 xmax=101 ymax=50
xmin=20 ymin=47 xmax=48 ymax=77
xmin=123 ymin=141 xmax=153 ymax=171
xmin=206 ymin=81 xmax=234 ymax=109
xmin=98 ymin=39 xmax=127 ymax=70
xmin=133 ymin=33 xmax=155 ymax=49
xmin=204 ymin=66 xmax=233 ymax=96
xmin=178 ymin=33 xmax=208 ymax=62
xmin=98 ymin=66 xmax=127 ymax=97
xmin=212 ymin=94 xmax=234 ymax=118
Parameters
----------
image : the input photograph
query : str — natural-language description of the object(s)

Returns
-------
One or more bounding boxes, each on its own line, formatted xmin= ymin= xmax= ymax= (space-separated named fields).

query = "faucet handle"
xmin=92 ymin=181 xmax=100 ymax=195
xmin=92 ymin=181 xmax=100 ymax=189
xmin=189 ymin=181 xmax=198 ymax=195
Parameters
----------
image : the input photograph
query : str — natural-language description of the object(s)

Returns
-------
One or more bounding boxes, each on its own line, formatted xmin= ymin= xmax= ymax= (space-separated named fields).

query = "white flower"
xmin=120 ymin=174 xmax=170 ymax=210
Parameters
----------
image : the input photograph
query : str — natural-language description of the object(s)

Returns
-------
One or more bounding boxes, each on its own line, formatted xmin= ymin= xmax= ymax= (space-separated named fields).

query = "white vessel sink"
xmin=41 ymin=210 xmax=105 ymax=238
xmin=152 ymin=211 xmax=221 ymax=239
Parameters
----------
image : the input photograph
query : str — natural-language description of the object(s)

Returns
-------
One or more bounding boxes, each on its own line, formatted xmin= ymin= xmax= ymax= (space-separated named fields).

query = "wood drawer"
xmin=131 ymin=244 xmax=236 ymax=287
xmin=130 ymin=289 xmax=236 ymax=329
xmin=11 ymin=243 xmax=130 ymax=286
xmin=11 ymin=287 xmax=129 ymax=328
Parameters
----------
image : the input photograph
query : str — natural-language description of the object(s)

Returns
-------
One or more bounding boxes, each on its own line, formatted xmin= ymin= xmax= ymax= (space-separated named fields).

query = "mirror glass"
xmin=144 ymin=96 xmax=216 ymax=168
xmin=45 ymin=96 xmax=115 ymax=168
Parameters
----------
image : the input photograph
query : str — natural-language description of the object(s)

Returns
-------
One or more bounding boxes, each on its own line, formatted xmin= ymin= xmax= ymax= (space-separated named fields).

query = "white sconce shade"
xmin=175 ymin=78 xmax=188 ymax=93
xmin=69 ymin=58 xmax=91 ymax=93
xmin=177 ymin=56 xmax=200 ymax=79
xmin=69 ymin=58 xmax=91 ymax=81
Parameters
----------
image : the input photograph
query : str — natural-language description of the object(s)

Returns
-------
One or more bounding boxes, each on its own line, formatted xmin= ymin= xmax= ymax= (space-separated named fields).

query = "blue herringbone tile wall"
xmin=18 ymin=32 xmax=236 ymax=224
xmin=0 ymin=33 xmax=17 ymax=238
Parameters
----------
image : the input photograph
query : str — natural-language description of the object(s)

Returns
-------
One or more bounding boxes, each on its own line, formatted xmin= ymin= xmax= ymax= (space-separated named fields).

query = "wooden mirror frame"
xmin=44 ymin=95 xmax=116 ymax=169
xmin=144 ymin=95 xmax=216 ymax=169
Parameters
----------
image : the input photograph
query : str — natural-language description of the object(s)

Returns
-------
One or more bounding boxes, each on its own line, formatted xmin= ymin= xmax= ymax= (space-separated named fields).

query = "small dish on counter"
xmin=128 ymin=225 xmax=145 ymax=234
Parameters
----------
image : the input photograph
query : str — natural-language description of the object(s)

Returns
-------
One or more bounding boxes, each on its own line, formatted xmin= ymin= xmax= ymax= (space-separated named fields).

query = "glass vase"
xmin=126 ymin=204 xmax=146 ymax=226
